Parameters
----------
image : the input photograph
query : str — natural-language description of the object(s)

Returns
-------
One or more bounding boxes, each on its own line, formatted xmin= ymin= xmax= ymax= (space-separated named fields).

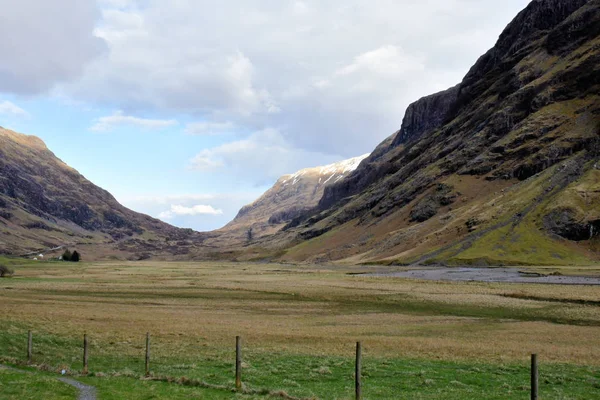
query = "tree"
xmin=246 ymin=227 xmax=253 ymax=242
xmin=0 ymin=265 xmax=13 ymax=278
xmin=71 ymin=251 xmax=80 ymax=262
xmin=62 ymin=249 xmax=72 ymax=262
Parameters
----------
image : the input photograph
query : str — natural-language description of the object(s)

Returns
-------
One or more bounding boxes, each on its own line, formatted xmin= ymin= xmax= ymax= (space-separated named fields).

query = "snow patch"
xmin=280 ymin=153 xmax=369 ymax=188
xmin=318 ymin=153 xmax=369 ymax=176
xmin=323 ymin=174 xmax=336 ymax=185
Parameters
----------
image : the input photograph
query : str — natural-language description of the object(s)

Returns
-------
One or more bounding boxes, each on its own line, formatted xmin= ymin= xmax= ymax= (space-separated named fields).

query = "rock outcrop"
xmin=391 ymin=85 xmax=459 ymax=147
xmin=544 ymin=208 xmax=600 ymax=241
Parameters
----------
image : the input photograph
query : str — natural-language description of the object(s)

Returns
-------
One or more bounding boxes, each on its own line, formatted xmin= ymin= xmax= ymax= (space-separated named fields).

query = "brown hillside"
xmin=0 ymin=127 xmax=208 ymax=259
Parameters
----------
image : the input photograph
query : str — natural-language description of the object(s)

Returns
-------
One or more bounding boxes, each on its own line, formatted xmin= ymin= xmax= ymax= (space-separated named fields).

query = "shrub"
xmin=61 ymin=249 xmax=81 ymax=262
xmin=62 ymin=250 xmax=72 ymax=261
xmin=0 ymin=265 xmax=14 ymax=277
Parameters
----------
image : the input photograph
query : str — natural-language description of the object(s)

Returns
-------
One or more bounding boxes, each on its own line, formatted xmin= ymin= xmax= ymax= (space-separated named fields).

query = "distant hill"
xmin=0 ymin=127 xmax=207 ymax=259
xmin=209 ymin=155 xmax=369 ymax=248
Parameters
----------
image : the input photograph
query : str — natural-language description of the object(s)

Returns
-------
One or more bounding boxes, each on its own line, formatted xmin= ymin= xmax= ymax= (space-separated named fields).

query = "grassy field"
xmin=0 ymin=367 xmax=76 ymax=399
xmin=0 ymin=366 xmax=252 ymax=400
xmin=1 ymin=258 xmax=600 ymax=399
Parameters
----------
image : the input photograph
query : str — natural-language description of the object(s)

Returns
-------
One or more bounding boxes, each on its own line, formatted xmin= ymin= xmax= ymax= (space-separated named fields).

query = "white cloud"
xmin=335 ymin=45 xmax=425 ymax=78
xmin=0 ymin=101 xmax=29 ymax=117
xmin=98 ymin=0 xmax=136 ymax=9
xmin=0 ymin=0 xmax=105 ymax=94
xmin=158 ymin=204 xmax=224 ymax=220
xmin=291 ymin=1 xmax=310 ymax=15
xmin=189 ymin=156 xmax=225 ymax=170
xmin=76 ymin=14 xmax=278 ymax=117
xmin=312 ymin=79 xmax=331 ymax=89
xmin=185 ymin=121 xmax=235 ymax=135
xmin=62 ymin=0 xmax=530 ymax=158
xmin=90 ymin=111 xmax=178 ymax=132
xmin=123 ymin=194 xmax=219 ymax=206
xmin=189 ymin=128 xmax=341 ymax=185
xmin=120 ymin=191 xmax=266 ymax=231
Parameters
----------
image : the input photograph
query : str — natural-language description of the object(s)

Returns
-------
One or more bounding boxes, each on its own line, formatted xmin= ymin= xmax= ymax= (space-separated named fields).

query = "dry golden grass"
xmin=2 ymin=261 xmax=600 ymax=365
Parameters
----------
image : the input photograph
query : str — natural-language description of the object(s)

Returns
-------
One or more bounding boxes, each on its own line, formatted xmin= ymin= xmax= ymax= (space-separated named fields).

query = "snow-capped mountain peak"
xmin=281 ymin=154 xmax=369 ymax=187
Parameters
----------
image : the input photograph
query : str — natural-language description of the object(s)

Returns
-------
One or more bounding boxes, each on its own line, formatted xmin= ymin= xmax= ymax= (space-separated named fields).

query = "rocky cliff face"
xmin=0 ymin=128 xmax=205 ymax=258
xmin=270 ymin=0 xmax=600 ymax=266
xmin=461 ymin=0 xmax=590 ymax=83
xmin=391 ymin=85 xmax=459 ymax=147
xmin=318 ymin=85 xmax=459 ymax=210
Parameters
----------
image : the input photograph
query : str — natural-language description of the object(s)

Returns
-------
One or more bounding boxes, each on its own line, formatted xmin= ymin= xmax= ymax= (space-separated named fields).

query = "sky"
xmin=0 ymin=0 xmax=530 ymax=231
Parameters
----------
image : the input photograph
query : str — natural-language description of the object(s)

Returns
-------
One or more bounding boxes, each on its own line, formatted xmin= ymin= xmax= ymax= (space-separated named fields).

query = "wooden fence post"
xmin=27 ymin=331 xmax=32 ymax=364
xmin=355 ymin=342 xmax=362 ymax=400
xmin=531 ymin=354 xmax=538 ymax=400
xmin=83 ymin=334 xmax=89 ymax=375
xmin=145 ymin=332 xmax=151 ymax=377
xmin=235 ymin=336 xmax=242 ymax=391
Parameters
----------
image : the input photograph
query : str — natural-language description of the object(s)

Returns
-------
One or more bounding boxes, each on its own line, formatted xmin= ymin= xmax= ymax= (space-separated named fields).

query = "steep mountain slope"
xmin=272 ymin=0 xmax=600 ymax=266
xmin=209 ymin=155 xmax=369 ymax=248
xmin=0 ymin=127 xmax=205 ymax=258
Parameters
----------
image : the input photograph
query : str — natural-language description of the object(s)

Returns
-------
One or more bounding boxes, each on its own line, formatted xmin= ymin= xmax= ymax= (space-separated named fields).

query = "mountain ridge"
xmin=0 ymin=127 xmax=207 ymax=259
xmin=258 ymin=0 xmax=600 ymax=266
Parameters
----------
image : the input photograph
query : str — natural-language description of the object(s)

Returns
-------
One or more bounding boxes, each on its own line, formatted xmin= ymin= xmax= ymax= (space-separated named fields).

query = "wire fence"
xmin=4 ymin=329 xmax=598 ymax=400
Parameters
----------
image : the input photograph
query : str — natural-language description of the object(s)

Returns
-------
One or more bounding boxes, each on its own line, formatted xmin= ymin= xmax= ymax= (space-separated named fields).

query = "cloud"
xmin=158 ymin=204 xmax=223 ymax=220
xmin=291 ymin=1 xmax=310 ymax=15
xmin=0 ymin=0 xmax=106 ymax=94
xmin=0 ymin=101 xmax=29 ymax=117
xmin=75 ymin=11 xmax=279 ymax=117
xmin=189 ymin=156 xmax=224 ymax=170
xmin=123 ymin=194 xmax=219 ymax=206
xmin=98 ymin=0 xmax=136 ymax=9
xmin=189 ymin=128 xmax=341 ymax=185
xmin=120 ymin=191 xmax=266 ymax=231
xmin=335 ymin=45 xmax=424 ymax=78
xmin=185 ymin=121 xmax=235 ymax=136
xmin=62 ymin=0 xmax=530 ymax=159
xmin=90 ymin=111 xmax=178 ymax=132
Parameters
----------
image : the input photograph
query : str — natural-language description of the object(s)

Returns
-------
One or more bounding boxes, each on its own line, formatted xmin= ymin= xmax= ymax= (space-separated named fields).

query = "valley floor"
xmin=1 ymin=259 xmax=600 ymax=399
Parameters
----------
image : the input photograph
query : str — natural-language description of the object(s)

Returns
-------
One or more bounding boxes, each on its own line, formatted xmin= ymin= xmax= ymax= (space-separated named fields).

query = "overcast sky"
xmin=0 ymin=0 xmax=530 ymax=231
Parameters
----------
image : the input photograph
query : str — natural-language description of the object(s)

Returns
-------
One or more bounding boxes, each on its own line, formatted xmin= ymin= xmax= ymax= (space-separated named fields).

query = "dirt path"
xmin=0 ymin=364 xmax=96 ymax=400
xmin=58 ymin=377 xmax=97 ymax=400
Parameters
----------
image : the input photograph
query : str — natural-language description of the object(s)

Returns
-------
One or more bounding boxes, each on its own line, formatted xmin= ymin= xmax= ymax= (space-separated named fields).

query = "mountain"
xmin=264 ymin=0 xmax=600 ymax=266
xmin=208 ymin=155 xmax=369 ymax=249
xmin=0 ymin=127 xmax=206 ymax=259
